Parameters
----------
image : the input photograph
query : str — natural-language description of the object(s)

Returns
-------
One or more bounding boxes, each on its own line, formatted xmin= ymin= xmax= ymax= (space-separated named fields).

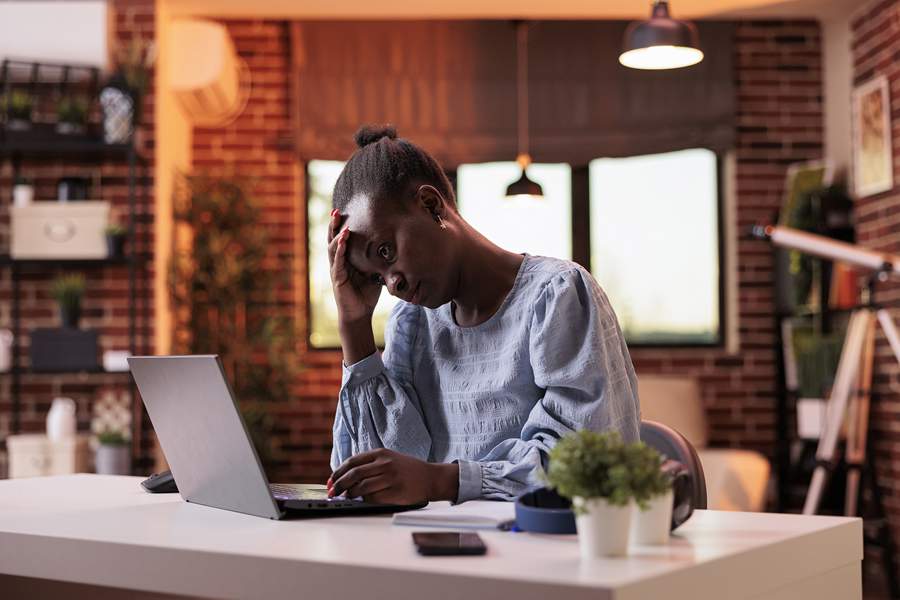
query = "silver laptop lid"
xmin=128 ymin=355 xmax=281 ymax=520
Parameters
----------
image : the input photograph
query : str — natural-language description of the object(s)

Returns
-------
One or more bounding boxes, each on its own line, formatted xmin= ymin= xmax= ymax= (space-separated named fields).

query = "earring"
xmin=436 ymin=214 xmax=447 ymax=230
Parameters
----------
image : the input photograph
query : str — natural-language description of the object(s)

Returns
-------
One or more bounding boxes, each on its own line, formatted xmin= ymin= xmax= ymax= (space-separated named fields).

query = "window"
xmin=307 ymin=152 xmax=722 ymax=348
xmin=589 ymin=149 xmax=720 ymax=344
xmin=306 ymin=160 xmax=399 ymax=348
xmin=457 ymin=162 xmax=572 ymax=260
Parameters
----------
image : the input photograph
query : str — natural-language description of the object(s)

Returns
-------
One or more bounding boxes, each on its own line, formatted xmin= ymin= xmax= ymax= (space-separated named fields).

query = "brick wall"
xmin=852 ymin=0 xmax=900 ymax=568
xmin=189 ymin=20 xmax=825 ymax=485
xmin=0 ymin=0 xmax=156 ymax=475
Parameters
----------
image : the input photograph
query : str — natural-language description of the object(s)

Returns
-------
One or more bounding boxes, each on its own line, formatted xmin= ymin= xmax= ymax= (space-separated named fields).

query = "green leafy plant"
xmin=50 ymin=273 xmax=86 ymax=312
xmin=624 ymin=441 xmax=672 ymax=509
xmin=97 ymin=429 xmax=129 ymax=446
xmin=169 ymin=175 xmax=301 ymax=473
xmin=4 ymin=89 xmax=33 ymax=120
xmin=105 ymin=223 xmax=128 ymax=237
xmin=545 ymin=431 xmax=672 ymax=512
xmin=57 ymin=96 xmax=89 ymax=125
xmin=545 ymin=431 xmax=634 ymax=509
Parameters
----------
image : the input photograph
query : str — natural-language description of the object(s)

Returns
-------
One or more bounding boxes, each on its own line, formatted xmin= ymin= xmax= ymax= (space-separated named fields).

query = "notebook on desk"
xmin=392 ymin=500 xmax=516 ymax=530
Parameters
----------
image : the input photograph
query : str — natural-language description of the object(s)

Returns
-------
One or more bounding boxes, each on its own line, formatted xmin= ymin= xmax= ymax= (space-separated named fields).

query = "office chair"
xmin=641 ymin=420 xmax=708 ymax=527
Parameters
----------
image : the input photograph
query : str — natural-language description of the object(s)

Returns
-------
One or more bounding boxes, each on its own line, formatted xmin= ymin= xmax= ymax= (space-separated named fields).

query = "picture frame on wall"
xmin=852 ymin=75 xmax=893 ymax=197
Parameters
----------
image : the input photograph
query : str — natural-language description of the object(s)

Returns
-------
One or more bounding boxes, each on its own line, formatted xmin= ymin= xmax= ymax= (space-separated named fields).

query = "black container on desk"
xmin=30 ymin=328 xmax=99 ymax=372
xmin=57 ymin=177 xmax=91 ymax=202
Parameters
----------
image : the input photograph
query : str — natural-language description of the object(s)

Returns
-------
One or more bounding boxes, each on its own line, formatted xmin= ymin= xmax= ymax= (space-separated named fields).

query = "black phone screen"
xmin=412 ymin=532 xmax=487 ymax=556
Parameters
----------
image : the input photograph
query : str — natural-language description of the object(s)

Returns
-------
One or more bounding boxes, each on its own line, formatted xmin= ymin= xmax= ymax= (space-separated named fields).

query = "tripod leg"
xmin=803 ymin=310 xmax=870 ymax=515
xmin=876 ymin=309 xmax=900 ymax=367
xmin=845 ymin=316 xmax=876 ymax=517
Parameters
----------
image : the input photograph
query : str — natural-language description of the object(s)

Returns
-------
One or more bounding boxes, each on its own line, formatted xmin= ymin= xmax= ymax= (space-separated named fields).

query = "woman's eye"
xmin=377 ymin=243 xmax=395 ymax=262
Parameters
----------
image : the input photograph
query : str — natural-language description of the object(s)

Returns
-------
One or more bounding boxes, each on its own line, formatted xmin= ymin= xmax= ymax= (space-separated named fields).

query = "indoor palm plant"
xmin=169 ymin=175 xmax=301 ymax=475
xmin=51 ymin=273 xmax=86 ymax=329
xmin=545 ymin=430 xmax=636 ymax=557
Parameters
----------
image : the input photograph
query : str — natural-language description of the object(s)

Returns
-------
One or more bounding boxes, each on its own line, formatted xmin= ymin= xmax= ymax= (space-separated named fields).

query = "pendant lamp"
xmin=505 ymin=21 xmax=543 ymax=200
xmin=619 ymin=0 xmax=704 ymax=70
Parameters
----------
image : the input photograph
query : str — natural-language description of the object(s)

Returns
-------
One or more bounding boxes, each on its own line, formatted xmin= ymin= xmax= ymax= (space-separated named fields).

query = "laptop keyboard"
xmin=269 ymin=483 xmax=362 ymax=507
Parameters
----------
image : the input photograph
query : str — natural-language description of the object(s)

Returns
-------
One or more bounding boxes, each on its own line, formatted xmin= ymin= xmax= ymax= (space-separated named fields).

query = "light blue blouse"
xmin=331 ymin=255 xmax=641 ymax=502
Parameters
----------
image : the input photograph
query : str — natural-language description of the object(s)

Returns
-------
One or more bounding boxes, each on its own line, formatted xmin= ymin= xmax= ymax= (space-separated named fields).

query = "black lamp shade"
xmin=505 ymin=170 xmax=544 ymax=198
xmin=620 ymin=1 xmax=703 ymax=70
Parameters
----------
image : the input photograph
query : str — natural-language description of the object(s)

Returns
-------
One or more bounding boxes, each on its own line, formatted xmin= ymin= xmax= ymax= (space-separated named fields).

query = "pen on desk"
xmin=497 ymin=519 xmax=520 ymax=532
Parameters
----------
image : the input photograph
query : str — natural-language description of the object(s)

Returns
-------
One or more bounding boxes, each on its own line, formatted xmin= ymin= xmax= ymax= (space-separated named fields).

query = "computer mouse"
xmin=141 ymin=470 xmax=179 ymax=493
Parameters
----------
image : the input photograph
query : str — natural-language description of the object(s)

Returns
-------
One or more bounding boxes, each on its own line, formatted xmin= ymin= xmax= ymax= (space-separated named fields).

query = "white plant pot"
xmin=573 ymin=497 xmax=634 ymax=558
xmin=95 ymin=444 xmax=131 ymax=475
xmin=632 ymin=489 xmax=674 ymax=545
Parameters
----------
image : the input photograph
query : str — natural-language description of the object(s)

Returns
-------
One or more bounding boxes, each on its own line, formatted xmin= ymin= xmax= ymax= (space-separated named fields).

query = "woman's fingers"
xmin=330 ymin=460 xmax=386 ymax=497
xmin=346 ymin=475 xmax=392 ymax=500
xmin=327 ymin=209 xmax=340 ymax=244
xmin=330 ymin=229 xmax=350 ymax=284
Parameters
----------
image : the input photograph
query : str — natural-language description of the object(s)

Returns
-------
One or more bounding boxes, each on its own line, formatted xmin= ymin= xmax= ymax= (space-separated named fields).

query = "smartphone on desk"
xmin=412 ymin=532 xmax=487 ymax=556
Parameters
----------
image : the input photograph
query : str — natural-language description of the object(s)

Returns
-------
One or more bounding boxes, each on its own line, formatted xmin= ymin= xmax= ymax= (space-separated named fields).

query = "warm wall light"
xmin=505 ymin=21 xmax=543 ymax=200
xmin=619 ymin=0 xmax=703 ymax=70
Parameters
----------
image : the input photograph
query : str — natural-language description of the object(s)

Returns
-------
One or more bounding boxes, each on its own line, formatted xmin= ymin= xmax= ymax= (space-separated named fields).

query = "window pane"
xmin=589 ymin=149 xmax=720 ymax=344
xmin=307 ymin=160 xmax=399 ymax=348
xmin=457 ymin=162 xmax=572 ymax=260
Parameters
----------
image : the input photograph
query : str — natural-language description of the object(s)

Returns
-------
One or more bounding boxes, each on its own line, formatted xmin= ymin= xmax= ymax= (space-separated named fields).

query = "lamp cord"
xmin=516 ymin=21 xmax=529 ymax=164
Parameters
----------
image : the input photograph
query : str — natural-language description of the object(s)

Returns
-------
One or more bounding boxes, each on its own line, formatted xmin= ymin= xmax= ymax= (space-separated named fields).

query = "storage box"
xmin=7 ymin=434 xmax=91 ymax=478
xmin=11 ymin=201 xmax=110 ymax=259
xmin=30 ymin=328 xmax=99 ymax=372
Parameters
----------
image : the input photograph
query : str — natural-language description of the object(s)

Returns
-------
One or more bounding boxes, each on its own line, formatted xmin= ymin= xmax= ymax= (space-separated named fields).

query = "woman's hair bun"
xmin=354 ymin=124 xmax=398 ymax=148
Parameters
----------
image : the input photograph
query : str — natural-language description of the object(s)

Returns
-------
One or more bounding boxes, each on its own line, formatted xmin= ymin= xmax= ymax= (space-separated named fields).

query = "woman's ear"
xmin=415 ymin=184 xmax=444 ymax=219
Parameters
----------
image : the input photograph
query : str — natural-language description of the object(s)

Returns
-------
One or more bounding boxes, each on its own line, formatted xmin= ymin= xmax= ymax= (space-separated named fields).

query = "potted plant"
xmin=56 ymin=96 xmax=89 ymax=135
xmin=12 ymin=175 xmax=34 ymax=207
xmin=105 ymin=223 xmax=128 ymax=258
xmin=545 ymin=430 xmax=635 ymax=557
xmin=4 ymin=89 xmax=33 ymax=131
xmin=50 ymin=273 xmax=86 ymax=328
xmin=95 ymin=429 xmax=130 ymax=475
xmin=628 ymin=443 xmax=674 ymax=545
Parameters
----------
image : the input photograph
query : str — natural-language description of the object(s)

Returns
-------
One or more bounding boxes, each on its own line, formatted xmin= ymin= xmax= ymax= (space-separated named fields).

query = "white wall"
xmin=0 ymin=2 xmax=108 ymax=68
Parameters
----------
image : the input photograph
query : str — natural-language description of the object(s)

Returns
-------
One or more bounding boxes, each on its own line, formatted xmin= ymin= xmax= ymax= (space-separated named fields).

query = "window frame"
xmin=305 ymin=157 xmax=726 ymax=350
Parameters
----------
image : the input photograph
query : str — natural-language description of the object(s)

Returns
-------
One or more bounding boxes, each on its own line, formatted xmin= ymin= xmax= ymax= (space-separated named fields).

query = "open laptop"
xmin=128 ymin=355 xmax=426 ymax=519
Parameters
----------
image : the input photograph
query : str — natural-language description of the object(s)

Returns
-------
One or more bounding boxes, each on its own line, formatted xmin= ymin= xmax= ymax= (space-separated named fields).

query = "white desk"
xmin=0 ymin=475 xmax=861 ymax=600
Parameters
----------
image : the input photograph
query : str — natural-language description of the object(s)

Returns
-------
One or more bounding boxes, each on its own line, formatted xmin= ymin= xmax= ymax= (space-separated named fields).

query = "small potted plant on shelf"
xmin=628 ymin=443 xmax=675 ymax=545
xmin=545 ymin=430 xmax=636 ymax=558
xmin=50 ymin=273 xmax=86 ymax=329
xmin=104 ymin=223 xmax=128 ymax=258
xmin=56 ymin=96 xmax=90 ymax=135
xmin=95 ymin=429 xmax=130 ymax=475
xmin=4 ymin=89 xmax=33 ymax=131
xmin=12 ymin=175 xmax=34 ymax=207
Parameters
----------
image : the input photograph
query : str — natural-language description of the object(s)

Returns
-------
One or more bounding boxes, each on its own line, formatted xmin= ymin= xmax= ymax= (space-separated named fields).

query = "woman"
xmin=326 ymin=125 xmax=640 ymax=504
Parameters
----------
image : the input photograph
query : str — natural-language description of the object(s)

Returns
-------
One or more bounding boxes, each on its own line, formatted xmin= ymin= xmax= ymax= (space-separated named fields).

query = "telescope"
xmin=751 ymin=223 xmax=900 ymax=518
xmin=750 ymin=224 xmax=900 ymax=277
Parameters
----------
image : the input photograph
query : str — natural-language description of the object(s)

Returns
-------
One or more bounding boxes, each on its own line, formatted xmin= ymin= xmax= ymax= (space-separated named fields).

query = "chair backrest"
xmin=641 ymin=420 xmax=708 ymax=513
xmin=638 ymin=376 xmax=708 ymax=448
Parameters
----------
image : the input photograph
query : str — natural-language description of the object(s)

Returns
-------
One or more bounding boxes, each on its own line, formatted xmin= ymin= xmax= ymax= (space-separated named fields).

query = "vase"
xmin=12 ymin=184 xmax=33 ymax=207
xmin=631 ymin=489 xmax=674 ymax=545
xmin=46 ymin=397 xmax=77 ymax=441
xmin=95 ymin=443 xmax=131 ymax=475
xmin=106 ymin=234 xmax=127 ymax=258
xmin=59 ymin=304 xmax=81 ymax=329
xmin=573 ymin=496 xmax=634 ymax=558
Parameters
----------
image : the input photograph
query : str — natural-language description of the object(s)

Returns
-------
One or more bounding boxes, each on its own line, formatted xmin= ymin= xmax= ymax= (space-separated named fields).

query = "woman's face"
xmin=340 ymin=186 xmax=457 ymax=309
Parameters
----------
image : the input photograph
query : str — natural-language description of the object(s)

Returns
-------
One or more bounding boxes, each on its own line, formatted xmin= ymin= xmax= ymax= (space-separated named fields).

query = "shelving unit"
xmin=1 ymin=136 xmax=150 ymax=473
